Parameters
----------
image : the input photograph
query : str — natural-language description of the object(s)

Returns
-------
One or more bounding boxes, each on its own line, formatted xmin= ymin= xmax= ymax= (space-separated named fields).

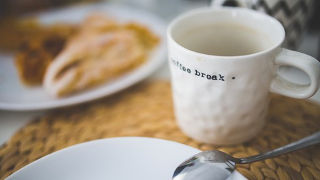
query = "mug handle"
xmin=270 ymin=48 xmax=320 ymax=99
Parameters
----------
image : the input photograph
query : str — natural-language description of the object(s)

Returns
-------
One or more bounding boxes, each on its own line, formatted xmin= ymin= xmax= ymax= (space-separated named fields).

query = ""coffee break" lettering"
xmin=171 ymin=58 xmax=230 ymax=82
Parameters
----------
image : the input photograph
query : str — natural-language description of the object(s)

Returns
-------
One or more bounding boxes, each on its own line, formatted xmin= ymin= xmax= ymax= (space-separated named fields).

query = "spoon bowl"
xmin=173 ymin=131 xmax=320 ymax=180
xmin=172 ymin=151 xmax=236 ymax=180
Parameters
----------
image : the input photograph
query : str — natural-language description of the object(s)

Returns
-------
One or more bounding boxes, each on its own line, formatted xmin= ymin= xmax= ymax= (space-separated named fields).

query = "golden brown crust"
xmin=14 ymin=33 xmax=69 ymax=85
xmin=15 ymin=22 xmax=75 ymax=86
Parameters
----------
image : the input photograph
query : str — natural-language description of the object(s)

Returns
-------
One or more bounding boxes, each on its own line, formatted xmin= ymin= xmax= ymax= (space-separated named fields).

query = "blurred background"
xmin=0 ymin=0 xmax=319 ymax=58
xmin=0 ymin=0 xmax=319 ymax=53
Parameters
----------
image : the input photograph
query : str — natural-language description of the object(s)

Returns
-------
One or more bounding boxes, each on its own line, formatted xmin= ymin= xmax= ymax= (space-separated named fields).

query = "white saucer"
xmin=0 ymin=3 xmax=166 ymax=111
xmin=6 ymin=137 xmax=246 ymax=180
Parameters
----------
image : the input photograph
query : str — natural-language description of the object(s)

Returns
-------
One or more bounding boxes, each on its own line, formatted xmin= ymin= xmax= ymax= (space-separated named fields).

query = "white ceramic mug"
xmin=167 ymin=7 xmax=320 ymax=145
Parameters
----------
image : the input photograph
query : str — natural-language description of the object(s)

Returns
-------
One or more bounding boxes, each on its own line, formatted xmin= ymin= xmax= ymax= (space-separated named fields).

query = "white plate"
xmin=6 ymin=137 xmax=246 ymax=180
xmin=0 ymin=3 xmax=166 ymax=111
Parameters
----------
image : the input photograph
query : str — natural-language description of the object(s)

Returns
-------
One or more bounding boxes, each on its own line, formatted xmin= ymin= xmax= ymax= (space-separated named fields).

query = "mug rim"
xmin=167 ymin=7 xmax=286 ymax=59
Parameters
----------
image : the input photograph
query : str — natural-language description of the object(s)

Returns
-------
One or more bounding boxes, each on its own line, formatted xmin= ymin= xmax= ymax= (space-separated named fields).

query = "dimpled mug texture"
xmin=169 ymin=55 xmax=274 ymax=145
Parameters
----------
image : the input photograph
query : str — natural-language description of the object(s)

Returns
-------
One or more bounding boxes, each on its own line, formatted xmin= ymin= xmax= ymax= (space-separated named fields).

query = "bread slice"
xmin=43 ymin=16 xmax=153 ymax=97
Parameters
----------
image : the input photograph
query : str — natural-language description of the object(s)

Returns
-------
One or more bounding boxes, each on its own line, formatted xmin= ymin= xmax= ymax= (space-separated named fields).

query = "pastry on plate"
xmin=44 ymin=15 xmax=159 ymax=97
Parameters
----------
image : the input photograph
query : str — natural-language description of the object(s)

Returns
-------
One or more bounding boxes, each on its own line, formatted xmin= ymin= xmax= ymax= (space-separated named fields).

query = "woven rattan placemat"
xmin=1 ymin=81 xmax=320 ymax=180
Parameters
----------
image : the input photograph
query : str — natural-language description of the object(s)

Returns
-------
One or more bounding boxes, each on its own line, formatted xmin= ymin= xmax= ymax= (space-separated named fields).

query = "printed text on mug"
xmin=171 ymin=58 xmax=236 ymax=81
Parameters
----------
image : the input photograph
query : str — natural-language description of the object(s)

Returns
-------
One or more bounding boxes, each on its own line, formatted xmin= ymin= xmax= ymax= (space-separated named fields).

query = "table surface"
xmin=0 ymin=0 xmax=319 ymax=146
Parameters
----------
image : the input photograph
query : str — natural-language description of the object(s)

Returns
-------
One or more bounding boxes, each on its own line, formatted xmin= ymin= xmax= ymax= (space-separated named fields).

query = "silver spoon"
xmin=173 ymin=131 xmax=320 ymax=180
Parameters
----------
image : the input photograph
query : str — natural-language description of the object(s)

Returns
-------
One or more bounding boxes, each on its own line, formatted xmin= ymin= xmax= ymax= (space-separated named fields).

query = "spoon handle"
xmin=238 ymin=131 xmax=320 ymax=164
